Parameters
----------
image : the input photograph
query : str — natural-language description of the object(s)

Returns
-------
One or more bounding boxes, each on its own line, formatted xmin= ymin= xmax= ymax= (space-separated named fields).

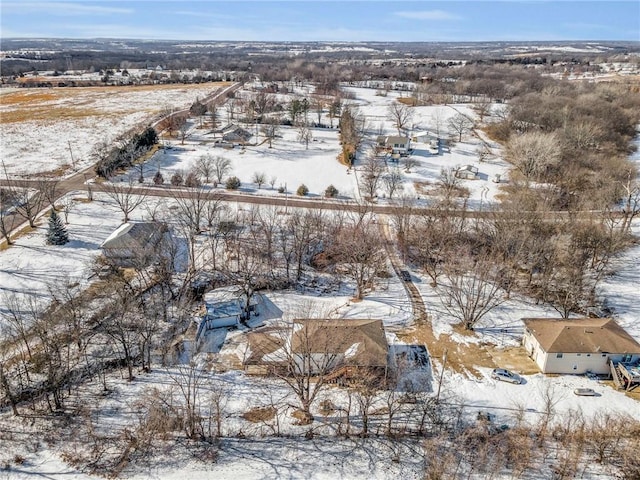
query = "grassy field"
xmin=0 ymin=82 xmax=230 ymax=124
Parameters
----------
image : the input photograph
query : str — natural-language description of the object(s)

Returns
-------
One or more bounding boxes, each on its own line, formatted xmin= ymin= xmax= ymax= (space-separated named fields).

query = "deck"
xmin=615 ymin=362 xmax=640 ymax=391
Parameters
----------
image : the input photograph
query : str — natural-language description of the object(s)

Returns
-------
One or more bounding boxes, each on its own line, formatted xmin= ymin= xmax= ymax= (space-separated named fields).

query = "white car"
xmin=491 ymin=368 xmax=522 ymax=384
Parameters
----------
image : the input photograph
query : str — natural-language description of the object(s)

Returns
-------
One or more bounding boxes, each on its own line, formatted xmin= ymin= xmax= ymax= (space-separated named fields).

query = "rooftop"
xmin=523 ymin=318 xmax=640 ymax=354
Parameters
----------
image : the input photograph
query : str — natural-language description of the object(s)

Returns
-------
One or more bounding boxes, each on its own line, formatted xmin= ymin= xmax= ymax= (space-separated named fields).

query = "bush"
xmin=153 ymin=171 xmax=164 ymax=185
xmin=170 ymin=172 xmax=184 ymax=186
xmin=325 ymin=184 xmax=339 ymax=198
xmin=226 ymin=176 xmax=241 ymax=190
xmin=278 ymin=185 xmax=286 ymax=194
xmin=296 ymin=184 xmax=309 ymax=196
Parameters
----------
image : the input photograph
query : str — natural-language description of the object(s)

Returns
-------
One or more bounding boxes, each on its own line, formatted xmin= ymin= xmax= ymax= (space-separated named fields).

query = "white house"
xmin=522 ymin=318 xmax=640 ymax=375
xmin=376 ymin=135 xmax=411 ymax=155
xmin=455 ymin=164 xmax=479 ymax=180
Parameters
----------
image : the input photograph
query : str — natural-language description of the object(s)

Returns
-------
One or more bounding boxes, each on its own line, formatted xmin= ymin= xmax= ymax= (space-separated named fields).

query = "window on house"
xmin=586 ymin=354 xmax=591 ymax=357
xmin=577 ymin=354 xmax=581 ymax=357
xmin=556 ymin=353 xmax=563 ymax=359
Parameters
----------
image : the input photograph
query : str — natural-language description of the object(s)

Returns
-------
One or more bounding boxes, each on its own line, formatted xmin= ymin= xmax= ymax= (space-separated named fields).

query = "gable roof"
xmin=100 ymin=222 xmax=164 ymax=250
xmin=523 ymin=318 xmax=640 ymax=354
xmin=385 ymin=136 xmax=409 ymax=145
xmin=291 ymin=319 xmax=388 ymax=367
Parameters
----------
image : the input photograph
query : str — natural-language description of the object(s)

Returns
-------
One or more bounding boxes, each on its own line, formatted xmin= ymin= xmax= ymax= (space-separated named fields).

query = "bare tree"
xmin=359 ymin=153 xmax=386 ymax=200
xmin=252 ymin=171 xmax=267 ymax=189
xmin=212 ymin=156 xmax=232 ymax=185
xmin=403 ymin=156 xmax=418 ymax=173
xmin=438 ymin=252 xmax=506 ymax=330
xmin=431 ymin=108 xmax=445 ymax=138
xmin=261 ymin=116 xmax=281 ymax=148
xmin=167 ymin=362 xmax=207 ymax=440
xmin=100 ymin=282 xmax=142 ymax=382
xmin=178 ymin=122 xmax=191 ymax=145
xmin=331 ymin=220 xmax=386 ymax=300
xmin=195 ymin=154 xmax=215 ymax=184
xmin=38 ymin=179 xmax=59 ymax=208
xmin=0 ymin=188 xmax=20 ymax=245
xmin=312 ymin=95 xmax=324 ymax=125
xmin=103 ymin=180 xmax=147 ymax=223
xmin=297 ymin=123 xmax=313 ymax=149
xmin=12 ymin=181 xmax=46 ymax=228
xmin=447 ymin=113 xmax=474 ymax=142
xmin=389 ymin=101 xmax=413 ymax=135
xmin=474 ymin=100 xmax=492 ymax=122
xmin=208 ymin=102 xmax=218 ymax=129
xmin=619 ymin=166 xmax=640 ymax=234
xmin=383 ymin=166 xmax=404 ymax=199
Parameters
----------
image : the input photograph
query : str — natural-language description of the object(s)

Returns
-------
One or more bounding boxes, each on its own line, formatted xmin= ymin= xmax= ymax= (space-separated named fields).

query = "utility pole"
xmin=68 ymin=141 xmax=76 ymax=169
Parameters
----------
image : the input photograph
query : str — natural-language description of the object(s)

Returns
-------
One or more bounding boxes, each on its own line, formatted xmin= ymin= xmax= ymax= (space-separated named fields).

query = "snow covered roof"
xmin=205 ymin=300 xmax=242 ymax=319
xmin=523 ymin=318 xmax=640 ymax=354
xmin=377 ymin=135 xmax=409 ymax=146
xmin=100 ymin=222 xmax=164 ymax=250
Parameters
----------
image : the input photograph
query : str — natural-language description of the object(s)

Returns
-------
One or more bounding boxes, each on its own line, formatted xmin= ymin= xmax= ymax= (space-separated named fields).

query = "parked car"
xmin=399 ymin=270 xmax=412 ymax=282
xmin=491 ymin=368 xmax=522 ymax=384
xmin=573 ymin=388 xmax=598 ymax=396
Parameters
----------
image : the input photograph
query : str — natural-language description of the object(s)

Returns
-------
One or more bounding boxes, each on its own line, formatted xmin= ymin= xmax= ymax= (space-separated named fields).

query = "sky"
xmin=1 ymin=1 xmax=639 ymax=42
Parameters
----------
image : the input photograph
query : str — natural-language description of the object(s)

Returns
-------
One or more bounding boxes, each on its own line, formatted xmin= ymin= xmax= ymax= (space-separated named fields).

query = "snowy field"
xmin=152 ymin=86 xmax=510 ymax=206
xmin=0 ymin=83 xmax=228 ymax=178
xmin=1 ymin=82 xmax=510 ymax=206
xmin=343 ymin=86 xmax=510 ymax=206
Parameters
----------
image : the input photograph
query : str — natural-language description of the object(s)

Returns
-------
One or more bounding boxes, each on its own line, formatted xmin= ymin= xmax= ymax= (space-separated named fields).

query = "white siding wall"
xmin=522 ymin=330 xmax=639 ymax=374
xmin=542 ymin=352 xmax=611 ymax=375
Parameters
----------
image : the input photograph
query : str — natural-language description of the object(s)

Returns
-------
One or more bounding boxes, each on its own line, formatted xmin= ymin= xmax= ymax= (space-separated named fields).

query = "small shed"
xmin=455 ymin=165 xmax=479 ymax=179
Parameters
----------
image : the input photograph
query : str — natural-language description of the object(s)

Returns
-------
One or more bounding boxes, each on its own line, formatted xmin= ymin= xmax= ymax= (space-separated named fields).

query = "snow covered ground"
xmin=0 ymin=83 xmax=228 ymax=178
xmin=1 ymin=85 xmax=639 ymax=480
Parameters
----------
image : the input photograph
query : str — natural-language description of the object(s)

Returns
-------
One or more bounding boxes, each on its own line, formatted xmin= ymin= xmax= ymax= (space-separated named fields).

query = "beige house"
xmin=522 ymin=318 xmax=640 ymax=375
xmin=245 ymin=319 xmax=389 ymax=383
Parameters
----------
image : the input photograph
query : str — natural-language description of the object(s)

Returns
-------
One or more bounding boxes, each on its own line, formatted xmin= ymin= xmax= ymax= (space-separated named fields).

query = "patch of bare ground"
xmin=413 ymin=180 xmax=470 ymax=198
xmin=486 ymin=346 xmax=539 ymax=375
xmin=399 ymin=321 xmax=497 ymax=378
xmin=242 ymin=406 xmax=276 ymax=423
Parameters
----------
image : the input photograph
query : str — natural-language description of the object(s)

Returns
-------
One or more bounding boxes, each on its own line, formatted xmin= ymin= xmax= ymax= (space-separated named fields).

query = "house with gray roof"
xmin=100 ymin=222 xmax=167 ymax=268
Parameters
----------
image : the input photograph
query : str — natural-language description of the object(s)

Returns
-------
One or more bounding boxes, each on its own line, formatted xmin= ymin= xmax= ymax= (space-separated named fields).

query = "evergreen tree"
xmin=46 ymin=210 xmax=68 ymax=245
